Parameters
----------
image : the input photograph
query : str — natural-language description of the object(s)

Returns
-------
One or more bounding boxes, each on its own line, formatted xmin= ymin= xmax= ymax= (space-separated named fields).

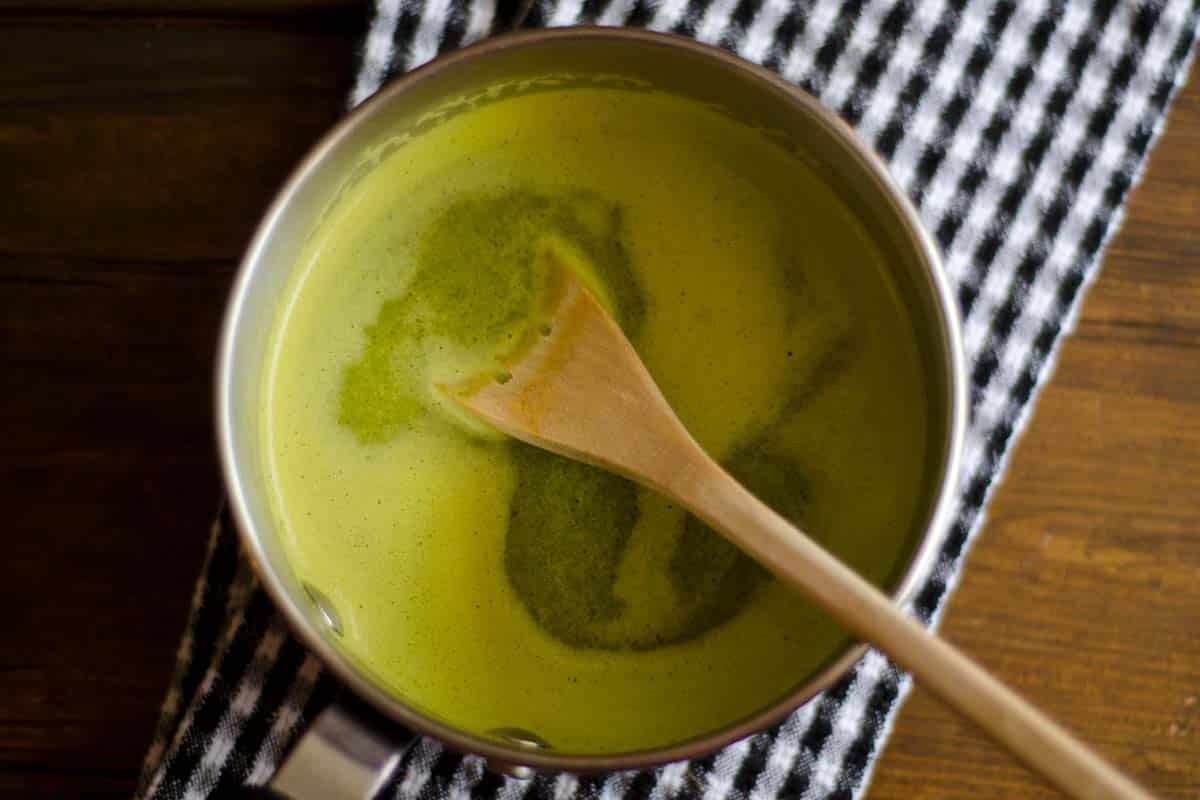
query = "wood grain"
xmin=0 ymin=7 xmax=1195 ymax=799
xmin=0 ymin=11 xmax=361 ymax=799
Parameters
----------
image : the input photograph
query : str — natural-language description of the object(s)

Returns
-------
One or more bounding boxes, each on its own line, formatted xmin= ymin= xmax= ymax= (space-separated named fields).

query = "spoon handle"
xmin=450 ymin=266 xmax=1150 ymax=797
xmin=674 ymin=460 xmax=1154 ymax=800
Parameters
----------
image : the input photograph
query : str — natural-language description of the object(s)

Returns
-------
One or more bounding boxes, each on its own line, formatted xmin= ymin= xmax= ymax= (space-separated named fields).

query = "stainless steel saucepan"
xmin=216 ymin=27 xmax=966 ymax=799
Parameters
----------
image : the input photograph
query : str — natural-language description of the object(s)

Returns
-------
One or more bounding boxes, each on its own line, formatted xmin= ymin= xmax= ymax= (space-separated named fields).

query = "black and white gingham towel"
xmin=137 ymin=1 xmax=1200 ymax=798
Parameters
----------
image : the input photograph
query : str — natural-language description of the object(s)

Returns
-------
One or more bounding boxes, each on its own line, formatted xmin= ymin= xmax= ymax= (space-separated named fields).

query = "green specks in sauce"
xmin=338 ymin=189 xmax=643 ymax=443
xmin=338 ymin=316 xmax=426 ymax=443
xmin=505 ymin=445 xmax=637 ymax=645
xmin=338 ymin=186 xmax=819 ymax=651
xmin=504 ymin=436 xmax=814 ymax=650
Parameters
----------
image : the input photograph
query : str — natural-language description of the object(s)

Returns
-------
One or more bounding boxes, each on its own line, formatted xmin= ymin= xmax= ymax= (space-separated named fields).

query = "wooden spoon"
xmin=446 ymin=266 xmax=1153 ymax=800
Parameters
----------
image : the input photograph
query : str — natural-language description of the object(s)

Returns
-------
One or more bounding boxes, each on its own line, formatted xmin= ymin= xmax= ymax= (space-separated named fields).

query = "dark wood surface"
xmin=1 ymin=6 xmax=1196 ymax=799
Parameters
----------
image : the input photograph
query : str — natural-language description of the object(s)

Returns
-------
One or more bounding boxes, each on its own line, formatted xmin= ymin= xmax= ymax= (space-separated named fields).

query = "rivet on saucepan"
xmin=302 ymin=582 xmax=343 ymax=637
xmin=486 ymin=727 xmax=551 ymax=780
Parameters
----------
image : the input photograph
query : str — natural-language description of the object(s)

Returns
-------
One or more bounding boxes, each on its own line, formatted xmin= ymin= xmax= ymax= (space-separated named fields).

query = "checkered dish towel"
xmin=137 ymin=1 xmax=1200 ymax=798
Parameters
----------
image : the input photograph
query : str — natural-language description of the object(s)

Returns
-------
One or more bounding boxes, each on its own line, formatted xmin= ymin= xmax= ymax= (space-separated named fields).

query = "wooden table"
xmin=2 ymin=6 xmax=1196 ymax=798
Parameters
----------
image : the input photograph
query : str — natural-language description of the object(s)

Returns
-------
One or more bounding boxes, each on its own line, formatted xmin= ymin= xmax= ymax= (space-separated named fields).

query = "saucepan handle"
xmin=213 ymin=694 xmax=417 ymax=800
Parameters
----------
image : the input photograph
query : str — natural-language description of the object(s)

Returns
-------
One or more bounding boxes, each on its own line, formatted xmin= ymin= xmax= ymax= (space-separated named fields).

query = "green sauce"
xmin=338 ymin=190 xmax=643 ymax=443
xmin=264 ymin=84 xmax=931 ymax=754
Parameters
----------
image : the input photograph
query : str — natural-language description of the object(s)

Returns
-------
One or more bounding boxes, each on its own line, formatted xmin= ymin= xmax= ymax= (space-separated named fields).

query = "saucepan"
xmin=216 ymin=26 xmax=966 ymax=799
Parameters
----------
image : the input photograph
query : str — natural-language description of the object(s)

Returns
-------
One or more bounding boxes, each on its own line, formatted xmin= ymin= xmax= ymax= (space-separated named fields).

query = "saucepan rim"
xmin=215 ymin=25 xmax=967 ymax=773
